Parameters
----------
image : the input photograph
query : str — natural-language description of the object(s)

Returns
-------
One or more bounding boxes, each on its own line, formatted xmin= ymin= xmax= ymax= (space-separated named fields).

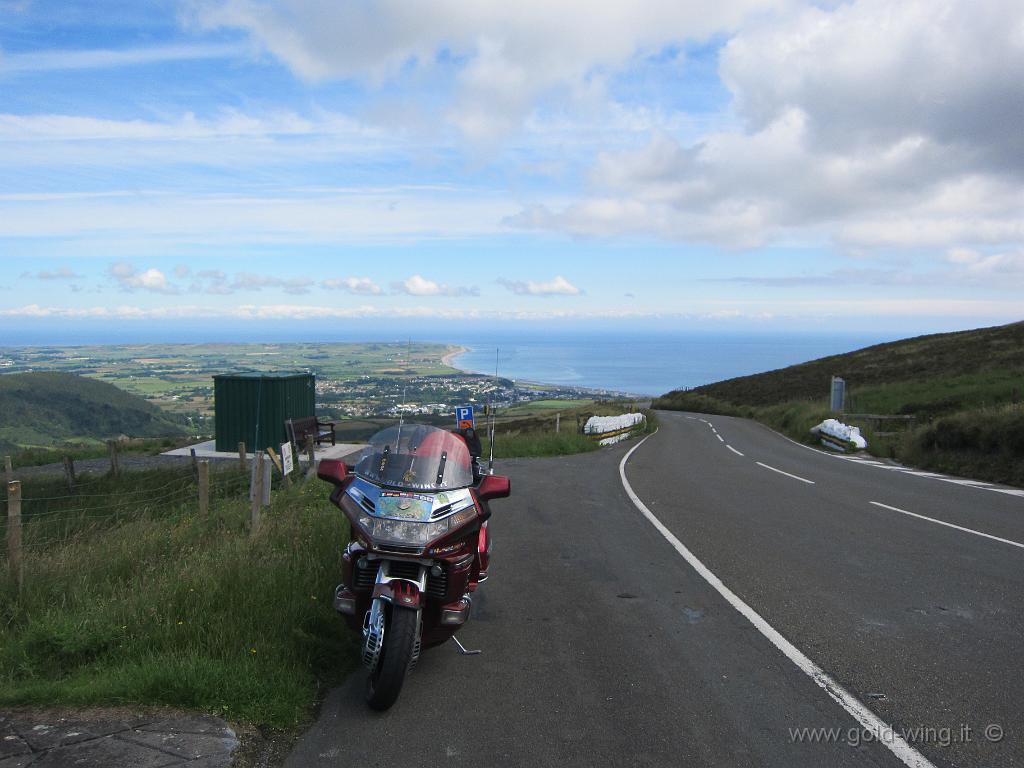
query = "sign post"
xmin=456 ymin=405 xmax=476 ymax=431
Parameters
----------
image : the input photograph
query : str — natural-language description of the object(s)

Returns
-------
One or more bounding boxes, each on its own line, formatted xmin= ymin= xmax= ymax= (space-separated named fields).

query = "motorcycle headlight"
xmin=363 ymin=506 xmax=477 ymax=547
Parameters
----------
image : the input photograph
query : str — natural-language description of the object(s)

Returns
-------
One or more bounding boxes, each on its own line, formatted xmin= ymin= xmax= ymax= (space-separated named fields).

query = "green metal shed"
xmin=213 ymin=372 xmax=315 ymax=452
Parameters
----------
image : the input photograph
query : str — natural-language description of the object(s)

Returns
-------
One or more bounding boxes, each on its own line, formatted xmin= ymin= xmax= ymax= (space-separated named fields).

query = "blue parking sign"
xmin=456 ymin=406 xmax=475 ymax=430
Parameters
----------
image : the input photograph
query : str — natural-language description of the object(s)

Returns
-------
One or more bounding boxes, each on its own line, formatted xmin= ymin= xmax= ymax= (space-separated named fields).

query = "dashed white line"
xmin=869 ymin=502 xmax=1024 ymax=550
xmin=756 ymin=461 xmax=816 ymax=485
xmin=715 ymin=434 xmax=724 ymax=443
xmin=620 ymin=437 xmax=935 ymax=768
xmin=727 ymin=445 xmax=745 ymax=457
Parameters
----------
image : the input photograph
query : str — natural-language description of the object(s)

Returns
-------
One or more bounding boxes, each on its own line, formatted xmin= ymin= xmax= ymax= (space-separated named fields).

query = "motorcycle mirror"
xmin=317 ymin=459 xmax=349 ymax=485
xmin=477 ymin=474 xmax=511 ymax=501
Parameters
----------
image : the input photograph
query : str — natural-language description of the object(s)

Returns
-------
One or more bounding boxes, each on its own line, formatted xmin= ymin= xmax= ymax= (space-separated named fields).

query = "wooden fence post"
xmin=238 ymin=442 xmax=247 ymax=472
xmin=63 ymin=456 xmax=76 ymax=494
xmin=107 ymin=440 xmax=120 ymax=477
xmin=7 ymin=481 xmax=23 ymax=592
xmin=4 ymin=456 xmax=12 ymax=485
xmin=305 ymin=437 xmax=317 ymax=478
xmin=198 ymin=460 xmax=210 ymax=518
xmin=250 ymin=451 xmax=263 ymax=536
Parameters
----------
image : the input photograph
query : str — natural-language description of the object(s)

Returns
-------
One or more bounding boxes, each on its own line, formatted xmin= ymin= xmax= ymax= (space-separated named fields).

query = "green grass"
xmin=499 ymin=399 xmax=595 ymax=417
xmin=0 ymin=468 xmax=355 ymax=727
xmin=484 ymin=431 xmax=599 ymax=459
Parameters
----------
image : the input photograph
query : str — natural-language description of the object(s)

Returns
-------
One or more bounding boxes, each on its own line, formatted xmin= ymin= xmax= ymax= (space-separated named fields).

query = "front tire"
xmin=365 ymin=605 xmax=419 ymax=711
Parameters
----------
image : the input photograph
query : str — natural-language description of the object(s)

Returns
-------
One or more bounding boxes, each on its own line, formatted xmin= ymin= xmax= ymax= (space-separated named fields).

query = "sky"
xmin=0 ymin=0 xmax=1022 ymax=341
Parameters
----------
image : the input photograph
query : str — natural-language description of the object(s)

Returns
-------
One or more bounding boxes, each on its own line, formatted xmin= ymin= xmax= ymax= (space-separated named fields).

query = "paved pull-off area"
xmin=0 ymin=712 xmax=236 ymax=768
xmin=288 ymin=410 xmax=1021 ymax=768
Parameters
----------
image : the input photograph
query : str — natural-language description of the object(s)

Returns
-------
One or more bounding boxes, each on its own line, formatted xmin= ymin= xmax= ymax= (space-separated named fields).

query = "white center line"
xmin=869 ymin=502 xmax=1024 ymax=550
xmin=756 ymin=461 xmax=816 ymax=485
xmin=715 ymin=434 xmax=724 ymax=443
xmin=620 ymin=437 xmax=934 ymax=768
xmin=727 ymin=445 xmax=744 ymax=457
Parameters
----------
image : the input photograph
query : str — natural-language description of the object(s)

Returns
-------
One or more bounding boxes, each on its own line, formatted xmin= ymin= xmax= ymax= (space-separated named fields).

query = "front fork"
xmin=361 ymin=562 xmax=425 ymax=673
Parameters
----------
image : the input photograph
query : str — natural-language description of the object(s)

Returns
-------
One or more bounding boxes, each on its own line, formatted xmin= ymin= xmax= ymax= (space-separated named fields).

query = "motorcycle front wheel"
xmin=365 ymin=605 xmax=419 ymax=711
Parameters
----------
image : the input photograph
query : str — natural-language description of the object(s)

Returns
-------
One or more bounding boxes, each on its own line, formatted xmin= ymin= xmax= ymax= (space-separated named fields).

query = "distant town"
xmin=0 ymin=342 xmax=626 ymax=428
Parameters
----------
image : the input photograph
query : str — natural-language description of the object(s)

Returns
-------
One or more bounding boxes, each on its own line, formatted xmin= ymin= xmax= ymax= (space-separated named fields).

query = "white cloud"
xmin=509 ymin=0 xmax=1024 ymax=253
xmin=109 ymin=261 xmax=177 ymax=294
xmin=944 ymin=248 xmax=1024 ymax=281
xmin=497 ymin=275 xmax=582 ymax=296
xmin=392 ymin=274 xmax=479 ymax=297
xmin=187 ymin=0 xmax=787 ymax=139
xmin=322 ymin=277 xmax=383 ymax=295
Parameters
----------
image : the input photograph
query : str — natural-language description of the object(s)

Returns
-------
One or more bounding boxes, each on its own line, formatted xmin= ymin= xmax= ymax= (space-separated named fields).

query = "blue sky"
xmin=1 ymin=0 xmax=1022 ymax=340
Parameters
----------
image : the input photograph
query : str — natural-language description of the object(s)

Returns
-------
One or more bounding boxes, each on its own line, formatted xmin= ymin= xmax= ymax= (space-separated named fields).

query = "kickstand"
xmin=451 ymin=636 xmax=482 ymax=656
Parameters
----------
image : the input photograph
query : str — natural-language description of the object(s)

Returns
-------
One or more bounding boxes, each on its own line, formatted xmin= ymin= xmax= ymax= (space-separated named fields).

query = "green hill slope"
xmin=654 ymin=321 xmax=1024 ymax=486
xmin=658 ymin=321 xmax=1024 ymax=410
xmin=0 ymin=372 xmax=187 ymax=449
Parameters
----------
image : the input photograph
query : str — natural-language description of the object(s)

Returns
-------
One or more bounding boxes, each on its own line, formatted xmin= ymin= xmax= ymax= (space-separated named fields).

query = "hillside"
xmin=0 ymin=372 xmax=187 ymax=449
xmin=657 ymin=321 xmax=1024 ymax=410
xmin=654 ymin=321 xmax=1024 ymax=487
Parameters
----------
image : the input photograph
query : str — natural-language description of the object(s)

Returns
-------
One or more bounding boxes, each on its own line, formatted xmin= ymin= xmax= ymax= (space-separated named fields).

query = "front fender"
xmin=373 ymin=579 xmax=422 ymax=610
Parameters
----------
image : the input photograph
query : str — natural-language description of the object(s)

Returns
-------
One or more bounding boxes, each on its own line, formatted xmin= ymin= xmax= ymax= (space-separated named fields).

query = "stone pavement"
xmin=0 ymin=711 xmax=237 ymax=767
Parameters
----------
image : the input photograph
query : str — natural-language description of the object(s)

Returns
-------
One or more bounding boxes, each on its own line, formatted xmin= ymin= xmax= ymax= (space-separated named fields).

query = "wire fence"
xmin=3 ymin=451 xmax=304 ymax=590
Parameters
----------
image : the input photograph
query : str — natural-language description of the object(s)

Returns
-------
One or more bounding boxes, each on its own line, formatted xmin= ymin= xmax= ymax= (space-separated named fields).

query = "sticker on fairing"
xmin=377 ymin=492 xmax=434 ymax=521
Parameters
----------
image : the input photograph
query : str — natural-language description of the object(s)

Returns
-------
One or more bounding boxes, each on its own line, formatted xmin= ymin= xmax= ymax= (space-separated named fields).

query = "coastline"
xmin=441 ymin=345 xmax=469 ymax=369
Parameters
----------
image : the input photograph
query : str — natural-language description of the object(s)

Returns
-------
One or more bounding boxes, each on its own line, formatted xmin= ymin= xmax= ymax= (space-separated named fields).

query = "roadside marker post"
xmin=238 ymin=442 xmax=247 ymax=472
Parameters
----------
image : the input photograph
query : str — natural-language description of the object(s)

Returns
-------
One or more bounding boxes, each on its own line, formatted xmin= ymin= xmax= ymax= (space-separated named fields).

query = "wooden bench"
xmin=287 ymin=416 xmax=337 ymax=448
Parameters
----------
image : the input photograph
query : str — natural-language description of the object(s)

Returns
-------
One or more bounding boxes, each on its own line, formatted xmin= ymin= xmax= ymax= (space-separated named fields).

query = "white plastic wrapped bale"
xmin=584 ymin=413 xmax=645 ymax=436
xmin=811 ymin=418 xmax=867 ymax=450
xmin=599 ymin=433 xmax=631 ymax=446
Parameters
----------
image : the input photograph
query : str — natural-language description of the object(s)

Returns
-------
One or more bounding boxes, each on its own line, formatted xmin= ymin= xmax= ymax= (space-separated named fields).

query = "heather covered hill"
xmin=0 ymin=372 xmax=187 ymax=449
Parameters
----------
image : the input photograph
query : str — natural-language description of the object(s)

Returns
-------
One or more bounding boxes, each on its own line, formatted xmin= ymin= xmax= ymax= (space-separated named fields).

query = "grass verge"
xmin=483 ymin=402 xmax=657 ymax=458
xmin=0 ymin=468 xmax=355 ymax=728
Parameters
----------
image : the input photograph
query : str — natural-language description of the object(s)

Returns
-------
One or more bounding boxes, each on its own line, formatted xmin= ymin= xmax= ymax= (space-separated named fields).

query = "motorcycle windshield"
xmin=354 ymin=424 xmax=475 ymax=492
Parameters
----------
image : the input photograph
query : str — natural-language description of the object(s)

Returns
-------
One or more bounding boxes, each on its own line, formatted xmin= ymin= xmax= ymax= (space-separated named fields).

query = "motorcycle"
xmin=318 ymin=422 xmax=511 ymax=710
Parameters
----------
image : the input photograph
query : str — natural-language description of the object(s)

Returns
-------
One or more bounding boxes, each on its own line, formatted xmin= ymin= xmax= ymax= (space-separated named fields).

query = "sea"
xmin=450 ymin=331 xmax=894 ymax=396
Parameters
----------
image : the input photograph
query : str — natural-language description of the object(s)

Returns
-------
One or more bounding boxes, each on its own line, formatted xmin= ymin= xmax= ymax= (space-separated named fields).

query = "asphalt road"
xmin=286 ymin=412 xmax=1022 ymax=768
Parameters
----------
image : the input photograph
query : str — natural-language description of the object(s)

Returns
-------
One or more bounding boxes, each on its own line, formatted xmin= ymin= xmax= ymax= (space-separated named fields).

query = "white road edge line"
xmin=620 ymin=436 xmax=936 ymax=768
xmin=756 ymin=461 xmax=816 ymax=485
xmin=869 ymin=502 xmax=1024 ymax=550
xmin=727 ymin=445 xmax=744 ymax=457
